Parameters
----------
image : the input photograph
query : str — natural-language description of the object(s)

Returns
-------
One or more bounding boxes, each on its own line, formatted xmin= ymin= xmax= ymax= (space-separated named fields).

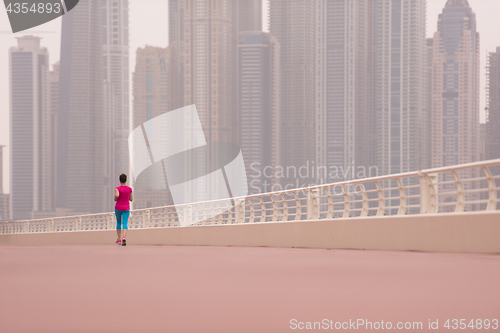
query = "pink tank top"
xmin=115 ymin=186 xmax=132 ymax=211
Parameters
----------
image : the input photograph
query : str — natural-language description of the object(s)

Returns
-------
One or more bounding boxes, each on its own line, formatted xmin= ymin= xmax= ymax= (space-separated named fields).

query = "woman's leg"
xmin=115 ymin=209 xmax=122 ymax=239
xmin=122 ymin=210 xmax=130 ymax=238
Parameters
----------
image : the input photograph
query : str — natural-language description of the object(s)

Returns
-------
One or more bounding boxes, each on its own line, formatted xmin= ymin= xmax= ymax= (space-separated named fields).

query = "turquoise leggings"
xmin=115 ymin=209 xmax=130 ymax=230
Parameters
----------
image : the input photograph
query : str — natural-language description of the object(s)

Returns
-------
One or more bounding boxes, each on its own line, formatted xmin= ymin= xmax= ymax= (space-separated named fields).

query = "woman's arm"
xmin=114 ymin=188 xmax=119 ymax=201
xmin=129 ymin=189 xmax=133 ymax=202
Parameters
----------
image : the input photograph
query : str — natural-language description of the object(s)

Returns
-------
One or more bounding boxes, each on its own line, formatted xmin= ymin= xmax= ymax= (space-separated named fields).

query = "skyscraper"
xmin=238 ymin=31 xmax=281 ymax=193
xmin=372 ymin=0 xmax=427 ymax=176
xmin=427 ymin=38 xmax=434 ymax=169
xmin=486 ymin=47 xmax=500 ymax=160
xmin=132 ymin=46 xmax=177 ymax=209
xmin=233 ymin=0 xmax=262 ymax=145
xmin=430 ymin=0 xmax=480 ymax=210
xmin=58 ymin=0 xmax=105 ymax=214
xmin=430 ymin=0 xmax=480 ymax=167
xmin=269 ymin=0 xmax=316 ymax=187
xmin=169 ymin=0 xmax=251 ymax=145
xmin=236 ymin=0 xmax=262 ymax=32
xmin=102 ymin=0 xmax=130 ymax=210
xmin=167 ymin=0 xmax=262 ymax=203
xmin=0 ymin=146 xmax=10 ymax=221
xmin=315 ymin=0 xmax=371 ymax=183
xmin=49 ymin=62 xmax=59 ymax=213
xmin=9 ymin=36 xmax=53 ymax=220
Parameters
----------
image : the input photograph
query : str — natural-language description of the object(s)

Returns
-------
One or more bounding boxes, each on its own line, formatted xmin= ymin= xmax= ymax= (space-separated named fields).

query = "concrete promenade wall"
xmin=1 ymin=211 xmax=499 ymax=253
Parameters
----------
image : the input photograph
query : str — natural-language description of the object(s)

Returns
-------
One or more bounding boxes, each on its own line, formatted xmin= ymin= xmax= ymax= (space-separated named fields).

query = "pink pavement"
xmin=0 ymin=245 xmax=499 ymax=333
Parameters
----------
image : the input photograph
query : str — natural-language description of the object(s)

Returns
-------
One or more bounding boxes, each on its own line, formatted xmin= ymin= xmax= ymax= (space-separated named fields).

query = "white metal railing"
xmin=2 ymin=159 xmax=500 ymax=235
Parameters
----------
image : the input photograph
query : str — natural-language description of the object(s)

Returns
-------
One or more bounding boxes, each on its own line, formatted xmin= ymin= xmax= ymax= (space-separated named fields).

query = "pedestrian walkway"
xmin=0 ymin=246 xmax=498 ymax=332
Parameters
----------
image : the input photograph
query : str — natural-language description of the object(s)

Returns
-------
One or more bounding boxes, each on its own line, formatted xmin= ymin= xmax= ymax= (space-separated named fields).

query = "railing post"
xmin=292 ymin=192 xmax=302 ymax=221
xmin=76 ymin=217 xmax=82 ymax=231
xmin=451 ymin=170 xmax=465 ymax=212
xmin=142 ymin=210 xmax=150 ymax=228
xmin=307 ymin=188 xmax=319 ymax=220
xmin=420 ymin=172 xmax=438 ymax=214
xmin=270 ymin=195 xmax=278 ymax=221
xmin=234 ymin=198 xmax=245 ymax=224
xmin=49 ymin=219 xmax=54 ymax=232
xmin=357 ymin=184 xmax=369 ymax=217
xmin=107 ymin=213 xmax=114 ymax=229
xmin=395 ymin=178 xmax=407 ymax=215
xmin=186 ymin=205 xmax=193 ymax=226
xmin=178 ymin=205 xmax=192 ymax=227
xmin=374 ymin=181 xmax=385 ymax=216
xmin=341 ymin=185 xmax=350 ymax=218
xmin=482 ymin=165 xmax=497 ymax=210
xmin=280 ymin=193 xmax=289 ymax=222
xmin=483 ymin=166 xmax=497 ymax=210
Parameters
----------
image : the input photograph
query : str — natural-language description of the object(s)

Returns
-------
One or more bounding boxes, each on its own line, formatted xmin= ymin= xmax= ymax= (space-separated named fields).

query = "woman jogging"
xmin=115 ymin=173 xmax=133 ymax=246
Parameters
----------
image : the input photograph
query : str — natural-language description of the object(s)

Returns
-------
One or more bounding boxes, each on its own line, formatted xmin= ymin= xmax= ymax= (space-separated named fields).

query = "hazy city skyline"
xmin=1 ymin=0 xmax=500 ymax=195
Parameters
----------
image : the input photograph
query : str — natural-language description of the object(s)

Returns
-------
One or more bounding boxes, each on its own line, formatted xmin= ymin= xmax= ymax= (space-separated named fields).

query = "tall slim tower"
xmin=486 ymin=47 xmax=500 ymax=160
xmin=427 ymin=38 xmax=434 ymax=169
xmin=238 ymin=32 xmax=281 ymax=193
xmin=316 ymin=0 xmax=371 ymax=183
xmin=102 ymin=0 xmax=130 ymax=210
xmin=372 ymin=0 xmax=427 ymax=176
xmin=169 ymin=0 xmax=244 ymax=144
xmin=167 ymin=0 xmax=262 ymax=205
xmin=430 ymin=0 xmax=480 ymax=169
xmin=9 ymin=36 xmax=53 ymax=220
xmin=58 ymin=0 xmax=105 ymax=214
xmin=132 ymin=46 xmax=177 ymax=209
xmin=49 ymin=62 xmax=59 ymax=213
xmin=270 ymin=0 xmax=316 ymax=187
xmin=236 ymin=0 xmax=262 ymax=32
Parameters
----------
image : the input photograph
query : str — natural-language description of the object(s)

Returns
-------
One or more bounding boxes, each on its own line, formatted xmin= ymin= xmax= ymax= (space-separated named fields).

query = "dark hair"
xmin=119 ymin=174 xmax=127 ymax=184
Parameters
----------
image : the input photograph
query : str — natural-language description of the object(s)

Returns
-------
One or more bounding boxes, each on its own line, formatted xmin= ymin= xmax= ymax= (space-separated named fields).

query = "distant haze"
xmin=1 ymin=0 xmax=499 ymax=194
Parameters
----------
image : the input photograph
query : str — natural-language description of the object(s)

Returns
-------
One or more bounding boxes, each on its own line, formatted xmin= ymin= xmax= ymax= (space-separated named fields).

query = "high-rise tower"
xmin=167 ymin=0 xmax=262 ymax=205
xmin=427 ymin=38 xmax=434 ymax=169
xmin=430 ymin=0 xmax=480 ymax=210
xmin=430 ymin=0 xmax=480 ymax=169
xmin=49 ymin=62 xmax=59 ymax=213
xmin=132 ymin=46 xmax=177 ymax=209
xmin=58 ymin=0 xmax=105 ymax=214
xmin=270 ymin=0 xmax=316 ymax=187
xmin=372 ymin=0 xmax=427 ymax=176
xmin=169 ymin=0 xmax=260 ymax=145
xmin=316 ymin=0 xmax=372 ymax=183
xmin=236 ymin=0 xmax=262 ymax=32
xmin=9 ymin=36 xmax=53 ymax=220
xmin=238 ymin=32 xmax=281 ymax=193
xmin=102 ymin=0 xmax=130 ymax=210
xmin=486 ymin=47 xmax=500 ymax=160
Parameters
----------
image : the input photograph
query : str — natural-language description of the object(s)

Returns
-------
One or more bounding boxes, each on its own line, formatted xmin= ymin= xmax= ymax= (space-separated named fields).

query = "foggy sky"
xmin=1 ymin=0 xmax=499 ymax=194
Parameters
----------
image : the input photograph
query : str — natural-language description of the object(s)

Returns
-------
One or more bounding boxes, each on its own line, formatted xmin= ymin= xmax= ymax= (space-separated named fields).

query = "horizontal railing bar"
xmin=463 ymin=200 xmax=490 ymax=205
xmin=420 ymin=158 xmax=500 ymax=173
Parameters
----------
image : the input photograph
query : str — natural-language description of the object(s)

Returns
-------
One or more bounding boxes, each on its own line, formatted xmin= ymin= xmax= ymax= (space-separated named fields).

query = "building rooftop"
xmin=445 ymin=0 xmax=471 ymax=8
